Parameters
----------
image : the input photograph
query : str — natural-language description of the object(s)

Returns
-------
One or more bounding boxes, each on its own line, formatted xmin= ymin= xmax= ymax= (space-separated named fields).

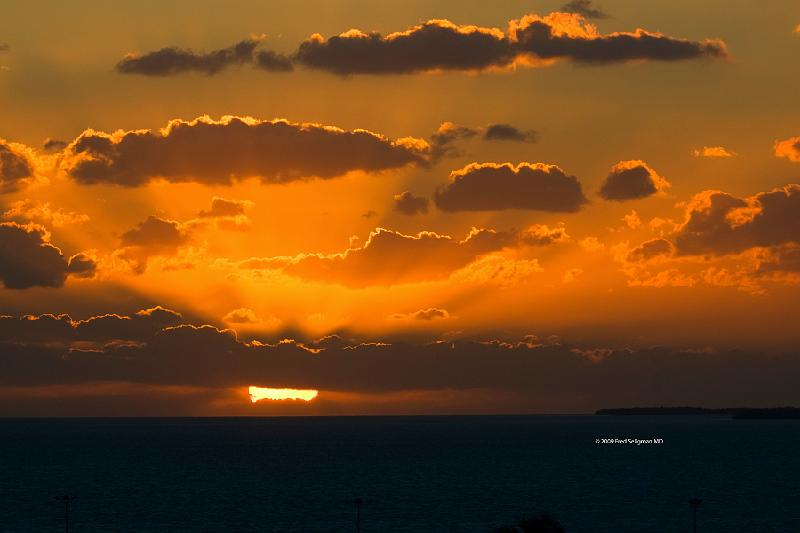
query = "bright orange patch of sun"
xmin=248 ymin=386 xmax=319 ymax=402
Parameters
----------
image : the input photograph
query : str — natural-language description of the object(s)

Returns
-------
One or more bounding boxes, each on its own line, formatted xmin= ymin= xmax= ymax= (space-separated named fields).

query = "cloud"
xmin=2 ymin=200 xmax=89 ymax=227
xmin=560 ymin=0 xmax=608 ymax=19
xmin=253 ymin=50 xmax=294 ymax=72
xmin=510 ymin=13 xmax=728 ymax=64
xmin=674 ymin=184 xmax=800 ymax=256
xmin=519 ymin=224 xmax=570 ymax=245
xmin=293 ymin=13 xmax=726 ymax=75
xmin=598 ymin=160 xmax=670 ymax=201
xmin=116 ymin=37 xmax=291 ymax=76
xmin=2 ymin=318 xmax=800 ymax=415
xmin=775 ymin=136 xmax=800 ymax=162
xmin=692 ymin=146 xmax=735 ymax=158
xmin=626 ymin=238 xmax=675 ymax=263
xmin=0 ymin=222 xmax=95 ymax=289
xmin=43 ymin=138 xmax=68 ymax=152
xmin=60 ymin=115 xmax=429 ymax=187
xmin=795 ymin=24 xmax=800 ymax=35
xmin=429 ymin=122 xmax=479 ymax=159
xmin=393 ymin=191 xmax=429 ymax=215
xmin=0 ymin=43 xmax=9 ymax=52
xmin=483 ymin=123 xmax=537 ymax=143
xmin=295 ymin=20 xmax=516 ymax=75
xmin=66 ymin=253 xmax=98 ymax=279
xmin=390 ymin=308 xmax=450 ymax=321
xmin=116 ymin=216 xmax=190 ymax=272
xmin=223 ymin=308 xmax=260 ymax=324
xmin=197 ymin=197 xmax=252 ymax=218
xmin=0 ymin=140 xmax=35 ymax=193
xmin=434 ymin=162 xmax=587 ymax=212
xmin=237 ymin=226 xmax=520 ymax=287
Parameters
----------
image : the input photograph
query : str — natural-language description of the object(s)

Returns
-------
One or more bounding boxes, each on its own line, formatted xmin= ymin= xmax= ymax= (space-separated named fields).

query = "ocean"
xmin=1 ymin=415 xmax=798 ymax=532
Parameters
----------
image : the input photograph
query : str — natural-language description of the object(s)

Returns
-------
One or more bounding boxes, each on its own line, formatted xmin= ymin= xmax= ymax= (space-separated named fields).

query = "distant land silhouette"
xmin=595 ymin=407 xmax=800 ymax=419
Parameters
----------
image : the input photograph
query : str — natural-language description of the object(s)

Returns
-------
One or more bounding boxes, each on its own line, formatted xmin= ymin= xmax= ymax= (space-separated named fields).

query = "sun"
xmin=248 ymin=386 xmax=319 ymax=402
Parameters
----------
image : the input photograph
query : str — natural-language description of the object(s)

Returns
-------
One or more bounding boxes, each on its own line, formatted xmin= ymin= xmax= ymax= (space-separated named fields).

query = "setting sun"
xmin=249 ymin=386 xmax=319 ymax=402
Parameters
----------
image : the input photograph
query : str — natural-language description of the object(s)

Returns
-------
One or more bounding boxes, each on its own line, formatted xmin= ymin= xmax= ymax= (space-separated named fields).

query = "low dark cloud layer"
xmin=393 ymin=191 xmax=429 ymax=215
xmin=483 ymin=124 xmax=537 ymax=143
xmin=560 ymin=0 xmax=609 ymax=19
xmin=0 ymin=222 xmax=96 ymax=289
xmin=675 ymin=184 xmax=800 ymax=256
xmin=61 ymin=116 xmax=429 ymax=187
xmin=1 ymin=313 xmax=799 ymax=413
xmin=434 ymin=162 xmax=587 ymax=212
xmin=0 ymin=140 xmax=34 ymax=193
xmin=598 ymin=160 xmax=670 ymax=201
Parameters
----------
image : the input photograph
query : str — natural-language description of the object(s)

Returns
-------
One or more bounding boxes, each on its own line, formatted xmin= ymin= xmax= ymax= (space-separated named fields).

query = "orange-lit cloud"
xmin=237 ymin=226 xmax=521 ymax=287
xmin=2 ymin=200 xmax=89 ymax=227
xmin=692 ymin=146 xmax=735 ymax=158
xmin=434 ymin=162 xmax=587 ymax=212
xmin=775 ymin=136 xmax=800 ymax=162
xmin=626 ymin=238 xmax=675 ymax=263
xmin=223 ymin=307 xmax=260 ymax=324
xmin=390 ymin=307 xmax=450 ymax=321
xmin=60 ymin=115 xmax=429 ymax=187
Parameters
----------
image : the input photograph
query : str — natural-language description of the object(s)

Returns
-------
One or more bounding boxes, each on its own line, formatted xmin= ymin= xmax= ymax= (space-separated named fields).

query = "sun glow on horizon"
xmin=249 ymin=386 xmax=319 ymax=402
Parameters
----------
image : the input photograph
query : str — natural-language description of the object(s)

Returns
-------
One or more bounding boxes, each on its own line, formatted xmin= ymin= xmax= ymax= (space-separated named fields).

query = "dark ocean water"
xmin=1 ymin=415 xmax=798 ymax=532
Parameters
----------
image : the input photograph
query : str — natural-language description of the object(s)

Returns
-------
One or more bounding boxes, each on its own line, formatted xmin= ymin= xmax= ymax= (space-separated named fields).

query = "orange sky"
xmin=1 ymin=0 xmax=800 ymax=415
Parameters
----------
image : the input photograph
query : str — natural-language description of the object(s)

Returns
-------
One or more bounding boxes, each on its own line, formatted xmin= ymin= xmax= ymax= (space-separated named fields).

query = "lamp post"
xmin=55 ymin=495 xmax=77 ymax=533
xmin=688 ymin=498 xmax=702 ymax=533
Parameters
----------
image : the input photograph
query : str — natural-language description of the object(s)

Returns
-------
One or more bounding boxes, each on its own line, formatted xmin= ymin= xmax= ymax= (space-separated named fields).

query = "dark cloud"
xmin=197 ymin=197 xmax=252 ymax=218
xmin=0 ymin=306 xmax=183 ymax=344
xmin=393 ymin=191 xmax=429 ymax=215
xmin=483 ymin=124 xmax=537 ymax=143
xmin=116 ymin=37 xmax=271 ymax=76
xmin=294 ymin=13 xmax=727 ymax=76
xmin=66 ymin=253 xmax=97 ymax=279
xmin=598 ymin=160 xmax=670 ymax=201
xmin=560 ymin=0 xmax=609 ymax=19
xmin=116 ymin=216 xmax=190 ymax=273
xmin=434 ymin=162 xmax=587 ymax=212
xmin=254 ymin=50 xmax=294 ymax=72
xmin=295 ymin=21 xmax=516 ymax=75
xmin=519 ymin=224 xmax=570 ymax=246
xmin=0 ymin=222 xmax=90 ymax=289
xmin=429 ymin=122 xmax=479 ymax=159
xmin=238 ymin=227 xmax=519 ymax=287
xmin=60 ymin=116 xmax=429 ymax=187
xmin=0 ymin=140 xmax=34 ymax=193
xmin=511 ymin=13 xmax=728 ymax=63
xmin=674 ymin=185 xmax=800 ymax=256
xmin=43 ymin=138 xmax=68 ymax=152
xmin=627 ymin=238 xmax=674 ymax=263
xmin=390 ymin=308 xmax=450 ymax=321
xmin=1 ymin=318 xmax=799 ymax=414
xmin=0 ymin=43 xmax=9 ymax=52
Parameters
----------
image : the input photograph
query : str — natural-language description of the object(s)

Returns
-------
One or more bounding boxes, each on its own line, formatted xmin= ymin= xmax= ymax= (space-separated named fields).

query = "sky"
xmin=1 ymin=0 xmax=800 ymax=415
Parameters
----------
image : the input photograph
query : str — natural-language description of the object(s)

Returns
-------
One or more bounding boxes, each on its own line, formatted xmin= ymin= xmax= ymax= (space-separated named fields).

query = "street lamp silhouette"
xmin=347 ymin=498 xmax=370 ymax=533
xmin=688 ymin=498 xmax=702 ymax=533
xmin=54 ymin=495 xmax=77 ymax=533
